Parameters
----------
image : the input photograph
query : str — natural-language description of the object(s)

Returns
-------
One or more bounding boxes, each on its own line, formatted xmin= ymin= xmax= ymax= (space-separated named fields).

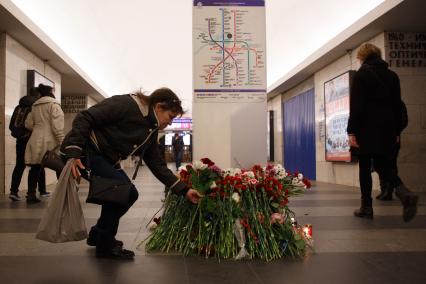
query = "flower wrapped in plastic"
xmin=142 ymin=158 xmax=313 ymax=261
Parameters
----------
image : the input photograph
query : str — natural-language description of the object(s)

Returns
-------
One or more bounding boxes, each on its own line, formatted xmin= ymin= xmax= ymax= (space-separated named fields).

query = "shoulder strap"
xmin=86 ymin=147 xmax=142 ymax=182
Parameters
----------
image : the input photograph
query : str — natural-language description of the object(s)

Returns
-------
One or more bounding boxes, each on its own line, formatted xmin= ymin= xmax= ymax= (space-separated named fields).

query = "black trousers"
xmin=82 ymin=150 xmax=139 ymax=250
xmin=378 ymin=144 xmax=400 ymax=189
xmin=359 ymin=151 xmax=402 ymax=205
xmin=10 ymin=138 xmax=28 ymax=194
xmin=11 ymin=138 xmax=45 ymax=195
xmin=27 ymin=165 xmax=46 ymax=196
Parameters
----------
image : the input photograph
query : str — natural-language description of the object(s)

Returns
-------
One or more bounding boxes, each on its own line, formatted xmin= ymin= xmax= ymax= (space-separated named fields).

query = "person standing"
xmin=8 ymin=88 xmax=40 ymax=201
xmin=61 ymin=88 xmax=201 ymax=259
xmin=172 ymin=132 xmax=184 ymax=171
xmin=375 ymin=100 xmax=408 ymax=201
xmin=347 ymin=43 xmax=418 ymax=222
xmin=25 ymin=84 xmax=64 ymax=203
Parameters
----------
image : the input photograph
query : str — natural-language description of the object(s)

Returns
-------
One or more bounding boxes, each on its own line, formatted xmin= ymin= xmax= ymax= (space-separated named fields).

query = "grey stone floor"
xmin=0 ymin=164 xmax=425 ymax=284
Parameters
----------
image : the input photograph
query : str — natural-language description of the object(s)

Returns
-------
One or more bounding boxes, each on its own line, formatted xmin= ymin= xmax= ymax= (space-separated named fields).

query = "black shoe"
xmin=354 ymin=207 xmax=373 ymax=219
xmin=26 ymin=196 xmax=41 ymax=204
xmin=87 ymin=237 xmax=123 ymax=248
xmin=378 ymin=191 xmax=393 ymax=201
xmin=96 ymin=246 xmax=135 ymax=260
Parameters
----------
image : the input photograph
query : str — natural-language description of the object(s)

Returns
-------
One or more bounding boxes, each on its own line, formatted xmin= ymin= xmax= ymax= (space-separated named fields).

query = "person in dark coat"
xmin=9 ymin=87 xmax=41 ymax=201
xmin=374 ymin=101 xmax=408 ymax=201
xmin=61 ymin=88 xmax=202 ymax=259
xmin=347 ymin=43 xmax=418 ymax=222
xmin=172 ymin=132 xmax=184 ymax=171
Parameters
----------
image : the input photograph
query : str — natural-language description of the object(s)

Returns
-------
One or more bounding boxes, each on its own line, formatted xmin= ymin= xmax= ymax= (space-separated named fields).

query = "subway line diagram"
xmin=193 ymin=6 xmax=266 ymax=94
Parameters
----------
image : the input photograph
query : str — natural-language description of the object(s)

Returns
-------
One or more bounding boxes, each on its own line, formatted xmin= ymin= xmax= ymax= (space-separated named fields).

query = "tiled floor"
xmin=0 ymin=164 xmax=425 ymax=284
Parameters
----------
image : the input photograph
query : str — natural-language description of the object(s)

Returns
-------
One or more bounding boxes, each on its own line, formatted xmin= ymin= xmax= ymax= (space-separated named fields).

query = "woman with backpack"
xmin=8 ymin=87 xmax=40 ymax=201
xmin=25 ymin=84 xmax=65 ymax=203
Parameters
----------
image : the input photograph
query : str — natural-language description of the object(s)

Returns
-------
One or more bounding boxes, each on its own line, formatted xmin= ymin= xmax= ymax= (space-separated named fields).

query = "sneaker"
xmin=9 ymin=193 xmax=22 ymax=201
xmin=39 ymin=192 xmax=51 ymax=197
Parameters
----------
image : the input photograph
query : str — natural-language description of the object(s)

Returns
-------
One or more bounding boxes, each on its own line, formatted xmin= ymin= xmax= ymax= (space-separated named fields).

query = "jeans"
xmin=81 ymin=150 xmax=139 ymax=250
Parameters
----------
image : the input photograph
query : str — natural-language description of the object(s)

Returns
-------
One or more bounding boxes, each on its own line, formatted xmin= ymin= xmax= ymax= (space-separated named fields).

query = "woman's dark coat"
xmin=60 ymin=94 xmax=187 ymax=195
xmin=347 ymin=55 xmax=404 ymax=155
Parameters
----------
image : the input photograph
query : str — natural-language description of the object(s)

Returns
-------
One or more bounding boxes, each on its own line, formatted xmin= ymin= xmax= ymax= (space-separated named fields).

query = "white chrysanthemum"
xmin=243 ymin=171 xmax=255 ymax=178
xmin=276 ymin=171 xmax=287 ymax=179
xmin=274 ymin=164 xmax=284 ymax=171
xmin=297 ymin=173 xmax=303 ymax=180
xmin=210 ymin=181 xmax=217 ymax=189
xmin=148 ymin=221 xmax=158 ymax=231
xmin=223 ymin=168 xmax=242 ymax=177
xmin=178 ymin=165 xmax=186 ymax=172
xmin=192 ymin=160 xmax=207 ymax=171
xmin=232 ymin=192 xmax=241 ymax=203
xmin=223 ymin=168 xmax=232 ymax=176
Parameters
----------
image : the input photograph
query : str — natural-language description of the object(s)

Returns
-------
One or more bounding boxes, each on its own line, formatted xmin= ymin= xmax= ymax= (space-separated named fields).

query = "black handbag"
xmin=41 ymin=145 xmax=65 ymax=174
xmin=86 ymin=175 xmax=133 ymax=207
xmin=86 ymin=151 xmax=143 ymax=207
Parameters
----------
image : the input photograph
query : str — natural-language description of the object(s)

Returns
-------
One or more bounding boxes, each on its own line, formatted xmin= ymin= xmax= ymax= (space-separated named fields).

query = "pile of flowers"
xmin=142 ymin=158 xmax=313 ymax=261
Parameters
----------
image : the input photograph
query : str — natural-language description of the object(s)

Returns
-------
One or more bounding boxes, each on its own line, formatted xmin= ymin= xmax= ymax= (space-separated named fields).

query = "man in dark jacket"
xmin=172 ymin=132 xmax=184 ymax=171
xmin=61 ymin=88 xmax=202 ymax=259
xmin=8 ymin=88 xmax=46 ymax=201
xmin=347 ymin=43 xmax=418 ymax=222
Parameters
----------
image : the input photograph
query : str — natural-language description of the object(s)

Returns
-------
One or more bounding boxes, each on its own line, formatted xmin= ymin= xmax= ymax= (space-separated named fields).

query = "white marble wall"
xmin=0 ymin=34 xmax=6 ymax=195
xmin=1 ymin=33 xmax=62 ymax=194
xmin=384 ymin=32 xmax=426 ymax=192
xmin=267 ymin=95 xmax=283 ymax=164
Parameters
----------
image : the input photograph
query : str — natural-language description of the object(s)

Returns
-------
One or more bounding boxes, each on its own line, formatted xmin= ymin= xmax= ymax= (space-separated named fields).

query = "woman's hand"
xmin=348 ymin=135 xmax=359 ymax=148
xmin=71 ymin=158 xmax=85 ymax=180
xmin=185 ymin=189 xmax=203 ymax=204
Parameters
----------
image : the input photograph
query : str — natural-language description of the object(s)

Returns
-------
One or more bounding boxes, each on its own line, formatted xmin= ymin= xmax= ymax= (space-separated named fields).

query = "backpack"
xmin=9 ymin=105 xmax=32 ymax=139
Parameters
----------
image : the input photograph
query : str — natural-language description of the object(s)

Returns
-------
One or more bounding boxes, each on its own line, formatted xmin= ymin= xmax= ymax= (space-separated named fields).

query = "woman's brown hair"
xmin=357 ymin=43 xmax=382 ymax=62
xmin=136 ymin=88 xmax=185 ymax=116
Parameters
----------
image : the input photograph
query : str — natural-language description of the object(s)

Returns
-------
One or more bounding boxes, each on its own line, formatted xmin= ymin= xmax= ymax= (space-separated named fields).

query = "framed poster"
xmin=324 ymin=71 xmax=355 ymax=162
xmin=27 ymin=70 xmax=55 ymax=94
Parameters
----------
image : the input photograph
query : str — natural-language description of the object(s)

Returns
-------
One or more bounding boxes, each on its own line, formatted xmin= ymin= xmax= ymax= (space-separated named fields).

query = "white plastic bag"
xmin=36 ymin=159 xmax=87 ymax=242
xmin=233 ymin=218 xmax=250 ymax=260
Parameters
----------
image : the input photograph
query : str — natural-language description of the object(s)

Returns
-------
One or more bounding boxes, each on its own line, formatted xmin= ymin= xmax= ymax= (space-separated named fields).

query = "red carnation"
xmin=201 ymin=158 xmax=215 ymax=167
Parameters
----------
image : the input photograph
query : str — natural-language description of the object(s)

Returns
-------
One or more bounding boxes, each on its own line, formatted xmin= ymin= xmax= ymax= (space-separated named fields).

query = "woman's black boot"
xmin=378 ymin=183 xmax=393 ymax=201
xmin=395 ymin=184 xmax=418 ymax=222
xmin=354 ymin=199 xmax=373 ymax=219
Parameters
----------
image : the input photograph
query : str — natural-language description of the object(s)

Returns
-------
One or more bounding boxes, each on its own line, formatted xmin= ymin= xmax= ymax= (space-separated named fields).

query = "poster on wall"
xmin=193 ymin=0 xmax=266 ymax=103
xmin=324 ymin=71 xmax=355 ymax=162
xmin=27 ymin=70 xmax=54 ymax=94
